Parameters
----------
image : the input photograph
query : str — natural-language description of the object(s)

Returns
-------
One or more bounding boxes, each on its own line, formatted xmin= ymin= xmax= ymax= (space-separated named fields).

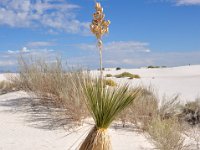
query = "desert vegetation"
xmin=115 ymin=72 xmax=140 ymax=79
xmin=0 ymin=80 xmax=21 ymax=95
xmin=104 ymin=79 xmax=117 ymax=87
xmin=147 ymin=66 xmax=167 ymax=69
xmin=180 ymin=99 xmax=200 ymax=125
xmin=0 ymin=1 xmax=199 ymax=150
xmin=80 ymin=78 xmax=142 ymax=149
xmin=11 ymin=56 xmax=89 ymax=125
xmin=116 ymin=67 xmax=121 ymax=70
xmin=105 ymin=74 xmax=112 ymax=77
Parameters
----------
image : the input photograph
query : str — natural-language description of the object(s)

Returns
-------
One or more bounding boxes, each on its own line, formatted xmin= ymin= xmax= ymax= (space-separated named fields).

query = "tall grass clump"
xmin=119 ymin=88 xmax=158 ymax=130
xmin=80 ymin=78 xmax=142 ymax=149
xmin=17 ymin=55 xmax=88 ymax=124
xmin=159 ymin=95 xmax=181 ymax=120
xmin=148 ymin=118 xmax=186 ymax=150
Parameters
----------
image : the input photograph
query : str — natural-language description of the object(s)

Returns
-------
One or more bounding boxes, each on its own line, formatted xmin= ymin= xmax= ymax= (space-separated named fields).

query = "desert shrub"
xmin=0 ymin=80 xmax=20 ymax=95
xmin=118 ymin=88 xmax=188 ymax=149
xmin=129 ymin=74 xmax=141 ymax=79
xmin=105 ymin=74 xmax=112 ymax=77
xmin=104 ymin=79 xmax=117 ymax=87
xmin=115 ymin=72 xmax=140 ymax=79
xmin=116 ymin=67 xmax=121 ymax=70
xmin=179 ymin=99 xmax=200 ymax=125
xmin=159 ymin=95 xmax=181 ymax=120
xmin=147 ymin=66 xmax=160 ymax=69
xmin=119 ymin=88 xmax=158 ymax=130
xmin=17 ymin=56 xmax=88 ymax=124
xmin=148 ymin=118 xmax=186 ymax=150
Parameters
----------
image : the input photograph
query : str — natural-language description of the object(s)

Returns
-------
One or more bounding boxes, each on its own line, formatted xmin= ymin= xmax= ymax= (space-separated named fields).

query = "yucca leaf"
xmin=83 ymin=78 xmax=142 ymax=129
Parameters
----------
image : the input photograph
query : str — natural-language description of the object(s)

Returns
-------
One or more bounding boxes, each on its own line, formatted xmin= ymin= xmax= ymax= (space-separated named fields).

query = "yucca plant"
xmin=79 ymin=2 xmax=140 ymax=149
xmin=80 ymin=78 xmax=142 ymax=149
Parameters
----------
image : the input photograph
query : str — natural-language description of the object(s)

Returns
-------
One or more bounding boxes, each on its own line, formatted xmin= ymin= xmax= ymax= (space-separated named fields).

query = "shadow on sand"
xmin=0 ymin=95 xmax=77 ymax=131
xmin=0 ymin=92 xmax=141 ymax=133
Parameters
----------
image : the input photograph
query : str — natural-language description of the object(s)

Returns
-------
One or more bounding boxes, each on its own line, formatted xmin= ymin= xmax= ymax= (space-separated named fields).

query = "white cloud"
xmin=0 ymin=47 xmax=57 ymax=71
xmin=0 ymin=0 xmax=89 ymax=34
xmin=67 ymin=46 xmax=200 ymax=68
xmin=176 ymin=0 xmax=200 ymax=5
xmin=78 ymin=41 xmax=151 ymax=53
xmin=7 ymin=47 xmax=30 ymax=54
xmin=27 ymin=41 xmax=55 ymax=47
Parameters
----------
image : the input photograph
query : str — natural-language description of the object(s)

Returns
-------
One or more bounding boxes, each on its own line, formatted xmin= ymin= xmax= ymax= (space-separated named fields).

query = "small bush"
xmin=104 ymin=79 xmax=117 ymax=87
xmin=159 ymin=95 xmax=181 ymax=120
xmin=179 ymin=99 xmax=200 ymax=125
xmin=105 ymin=74 xmax=112 ymax=77
xmin=116 ymin=67 xmax=121 ymax=70
xmin=129 ymin=74 xmax=141 ymax=79
xmin=148 ymin=118 xmax=186 ymax=150
xmin=147 ymin=66 xmax=160 ymax=68
xmin=115 ymin=72 xmax=140 ymax=79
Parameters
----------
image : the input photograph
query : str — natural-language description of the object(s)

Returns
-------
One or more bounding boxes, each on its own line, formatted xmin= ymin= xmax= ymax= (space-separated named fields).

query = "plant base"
xmin=79 ymin=126 xmax=112 ymax=150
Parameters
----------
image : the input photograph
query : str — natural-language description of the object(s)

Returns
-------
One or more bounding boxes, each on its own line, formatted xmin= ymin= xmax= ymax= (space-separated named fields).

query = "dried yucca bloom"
xmin=90 ymin=2 xmax=111 ymax=39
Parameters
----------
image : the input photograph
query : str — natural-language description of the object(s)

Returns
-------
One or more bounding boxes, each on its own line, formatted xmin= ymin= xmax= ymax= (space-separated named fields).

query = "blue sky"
xmin=0 ymin=0 xmax=200 ymax=71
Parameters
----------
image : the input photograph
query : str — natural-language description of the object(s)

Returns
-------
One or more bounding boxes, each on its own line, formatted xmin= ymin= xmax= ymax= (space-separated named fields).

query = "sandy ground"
xmin=0 ymin=91 xmax=153 ymax=150
xmin=0 ymin=65 xmax=200 ymax=149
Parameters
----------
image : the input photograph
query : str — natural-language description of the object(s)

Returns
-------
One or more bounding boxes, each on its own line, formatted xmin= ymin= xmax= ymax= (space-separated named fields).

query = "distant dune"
xmin=101 ymin=65 xmax=200 ymax=102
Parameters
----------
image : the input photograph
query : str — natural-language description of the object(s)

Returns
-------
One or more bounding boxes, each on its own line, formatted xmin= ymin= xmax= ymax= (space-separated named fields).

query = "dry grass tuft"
xmin=159 ymin=95 xmax=181 ymax=120
xmin=17 ymin=56 xmax=88 ymax=125
xmin=147 ymin=117 xmax=186 ymax=150
xmin=0 ymin=80 xmax=20 ymax=95
xmin=119 ymin=88 xmax=158 ymax=130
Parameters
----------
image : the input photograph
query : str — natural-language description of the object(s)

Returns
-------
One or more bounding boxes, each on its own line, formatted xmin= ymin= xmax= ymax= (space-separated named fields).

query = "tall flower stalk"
xmin=90 ymin=2 xmax=110 ymax=78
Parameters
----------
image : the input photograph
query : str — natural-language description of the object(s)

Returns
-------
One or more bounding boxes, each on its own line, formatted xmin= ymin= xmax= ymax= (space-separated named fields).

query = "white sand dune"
xmin=103 ymin=65 xmax=200 ymax=103
xmin=0 ymin=65 xmax=200 ymax=149
xmin=0 ymin=91 xmax=153 ymax=150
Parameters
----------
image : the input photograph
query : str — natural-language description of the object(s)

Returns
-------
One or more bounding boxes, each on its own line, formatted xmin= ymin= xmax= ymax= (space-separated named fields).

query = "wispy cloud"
xmin=74 ymin=51 xmax=200 ymax=68
xmin=27 ymin=41 xmax=55 ymax=48
xmin=0 ymin=0 xmax=89 ymax=34
xmin=67 ymin=41 xmax=200 ymax=68
xmin=158 ymin=0 xmax=200 ymax=5
xmin=78 ymin=41 xmax=151 ymax=52
xmin=0 ymin=47 xmax=57 ymax=71
xmin=7 ymin=47 xmax=30 ymax=54
xmin=175 ymin=0 xmax=200 ymax=5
